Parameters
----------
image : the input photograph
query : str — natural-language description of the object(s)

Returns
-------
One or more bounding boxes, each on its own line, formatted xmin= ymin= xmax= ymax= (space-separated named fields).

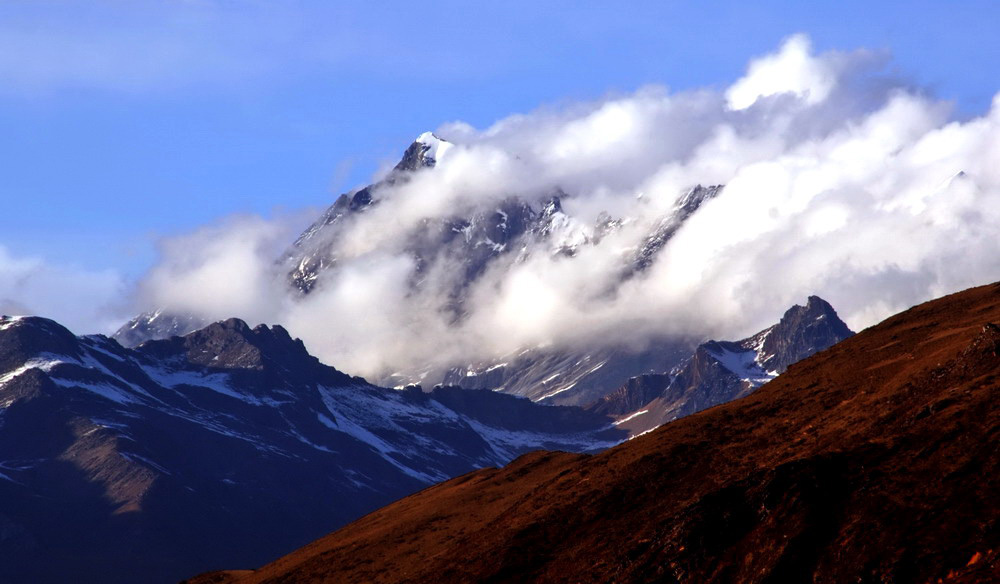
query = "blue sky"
xmin=2 ymin=0 xmax=999 ymax=280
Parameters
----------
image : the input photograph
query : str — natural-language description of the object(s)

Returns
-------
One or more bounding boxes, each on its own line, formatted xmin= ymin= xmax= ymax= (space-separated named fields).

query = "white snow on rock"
xmin=613 ymin=409 xmax=649 ymax=426
xmin=416 ymin=131 xmax=452 ymax=165
xmin=703 ymin=344 xmax=778 ymax=387
xmin=1 ymin=317 xmax=622 ymax=496
xmin=0 ymin=354 xmax=72 ymax=389
xmin=0 ymin=316 xmax=25 ymax=332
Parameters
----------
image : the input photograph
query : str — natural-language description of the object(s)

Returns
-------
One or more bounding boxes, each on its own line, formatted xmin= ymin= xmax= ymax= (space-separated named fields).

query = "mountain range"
xmin=0 ymin=132 xmax=877 ymax=584
xmin=0 ymin=289 xmax=850 ymax=583
xmin=0 ymin=315 xmax=620 ymax=584
xmin=112 ymin=133 xmax=726 ymax=406
xmin=189 ymin=281 xmax=1000 ymax=584
xmin=3 ymin=129 xmax=989 ymax=584
xmin=594 ymin=295 xmax=854 ymax=437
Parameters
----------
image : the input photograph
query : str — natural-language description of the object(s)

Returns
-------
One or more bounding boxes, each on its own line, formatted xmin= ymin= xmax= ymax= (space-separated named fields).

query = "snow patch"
xmin=538 ymin=381 xmax=578 ymax=401
xmin=0 ymin=316 xmax=25 ymax=331
xmin=0 ymin=353 xmax=74 ymax=388
xmin=704 ymin=345 xmax=778 ymax=387
xmin=49 ymin=377 xmax=139 ymax=405
xmin=463 ymin=418 xmax=616 ymax=460
xmin=628 ymin=427 xmax=658 ymax=440
xmin=318 ymin=384 xmax=450 ymax=483
xmin=614 ymin=409 xmax=649 ymax=425
xmin=143 ymin=366 xmax=283 ymax=406
xmin=415 ymin=132 xmax=452 ymax=165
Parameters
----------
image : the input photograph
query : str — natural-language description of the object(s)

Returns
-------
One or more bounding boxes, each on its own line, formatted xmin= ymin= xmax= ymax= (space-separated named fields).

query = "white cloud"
xmin=726 ymin=34 xmax=837 ymax=110
xmin=134 ymin=214 xmax=305 ymax=325
xmin=0 ymin=246 xmax=126 ymax=334
xmin=129 ymin=34 xmax=1000 ymax=382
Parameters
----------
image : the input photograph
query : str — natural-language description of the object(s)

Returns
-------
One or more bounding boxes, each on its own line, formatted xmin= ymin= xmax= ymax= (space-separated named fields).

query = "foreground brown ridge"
xmin=190 ymin=284 xmax=1000 ymax=583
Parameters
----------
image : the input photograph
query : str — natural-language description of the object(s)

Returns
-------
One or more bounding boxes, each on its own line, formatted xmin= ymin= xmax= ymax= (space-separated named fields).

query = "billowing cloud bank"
xmin=135 ymin=35 xmax=1000 ymax=379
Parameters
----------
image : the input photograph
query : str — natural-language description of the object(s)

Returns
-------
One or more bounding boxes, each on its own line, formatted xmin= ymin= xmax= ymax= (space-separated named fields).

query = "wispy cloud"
xmin=0 ymin=245 xmax=126 ymax=333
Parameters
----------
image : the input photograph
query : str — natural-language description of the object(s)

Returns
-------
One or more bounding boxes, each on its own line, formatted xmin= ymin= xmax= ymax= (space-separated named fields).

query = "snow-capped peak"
xmin=415 ymin=131 xmax=452 ymax=165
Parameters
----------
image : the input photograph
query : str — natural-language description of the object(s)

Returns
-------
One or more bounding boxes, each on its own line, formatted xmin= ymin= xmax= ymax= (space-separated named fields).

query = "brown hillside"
xmin=188 ymin=283 xmax=1000 ymax=584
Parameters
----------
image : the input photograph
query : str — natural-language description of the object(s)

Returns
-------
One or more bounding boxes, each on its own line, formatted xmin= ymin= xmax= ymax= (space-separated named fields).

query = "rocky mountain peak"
xmin=756 ymin=295 xmax=853 ymax=373
xmin=187 ymin=319 xmax=310 ymax=366
xmin=588 ymin=296 xmax=854 ymax=433
xmin=394 ymin=131 xmax=451 ymax=172
xmin=136 ymin=318 xmax=329 ymax=386
xmin=804 ymin=294 xmax=837 ymax=314
xmin=280 ymin=133 xmax=454 ymax=295
xmin=0 ymin=315 xmax=83 ymax=370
